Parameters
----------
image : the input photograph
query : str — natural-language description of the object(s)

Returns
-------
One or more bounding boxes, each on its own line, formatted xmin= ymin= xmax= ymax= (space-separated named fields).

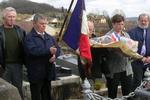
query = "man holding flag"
xmin=63 ymin=0 xmax=92 ymax=81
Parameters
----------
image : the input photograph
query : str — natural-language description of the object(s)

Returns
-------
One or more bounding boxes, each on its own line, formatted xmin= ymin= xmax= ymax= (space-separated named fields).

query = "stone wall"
xmin=51 ymin=75 xmax=81 ymax=100
xmin=23 ymin=75 xmax=82 ymax=100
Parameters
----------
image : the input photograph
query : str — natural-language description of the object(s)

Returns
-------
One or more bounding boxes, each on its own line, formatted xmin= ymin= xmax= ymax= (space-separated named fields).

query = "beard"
xmin=138 ymin=22 xmax=149 ymax=29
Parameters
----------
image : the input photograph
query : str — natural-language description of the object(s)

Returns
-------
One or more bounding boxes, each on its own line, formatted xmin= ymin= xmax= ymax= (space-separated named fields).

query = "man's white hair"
xmin=2 ymin=7 xmax=17 ymax=18
xmin=138 ymin=13 xmax=150 ymax=21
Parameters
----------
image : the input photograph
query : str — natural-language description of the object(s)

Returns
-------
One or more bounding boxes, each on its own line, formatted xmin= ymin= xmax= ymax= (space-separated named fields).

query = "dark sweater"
xmin=4 ymin=27 xmax=22 ymax=63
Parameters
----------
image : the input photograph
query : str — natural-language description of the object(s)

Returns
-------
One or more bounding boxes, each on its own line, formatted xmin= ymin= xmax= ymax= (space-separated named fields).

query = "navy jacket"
xmin=128 ymin=26 xmax=150 ymax=57
xmin=23 ymin=28 xmax=60 ymax=83
xmin=128 ymin=26 xmax=150 ymax=67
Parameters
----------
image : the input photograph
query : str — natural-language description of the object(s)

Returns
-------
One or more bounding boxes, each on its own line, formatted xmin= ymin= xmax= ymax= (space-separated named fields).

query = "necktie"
xmin=141 ymin=29 xmax=146 ymax=56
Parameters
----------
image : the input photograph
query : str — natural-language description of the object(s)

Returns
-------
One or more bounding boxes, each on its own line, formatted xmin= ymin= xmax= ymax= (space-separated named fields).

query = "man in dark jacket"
xmin=0 ymin=7 xmax=26 ymax=100
xmin=128 ymin=13 xmax=150 ymax=91
xmin=23 ymin=14 xmax=60 ymax=100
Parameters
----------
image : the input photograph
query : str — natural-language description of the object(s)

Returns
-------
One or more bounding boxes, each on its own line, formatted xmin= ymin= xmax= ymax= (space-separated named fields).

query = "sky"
xmin=1 ymin=0 xmax=150 ymax=17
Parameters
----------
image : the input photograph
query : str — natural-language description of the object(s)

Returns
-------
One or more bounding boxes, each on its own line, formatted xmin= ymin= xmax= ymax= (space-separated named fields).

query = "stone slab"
xmin=0 ymin=78 xmax=21 ymax=100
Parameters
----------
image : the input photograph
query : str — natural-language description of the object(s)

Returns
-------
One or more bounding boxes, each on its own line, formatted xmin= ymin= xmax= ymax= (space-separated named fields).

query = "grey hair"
xmin=2 ymin=7 xmax=16 ymax=18
xmin=33 ymin=14 xmax=47 ymax=23
xmin=138 ymin=13 xmax=150 ymax=21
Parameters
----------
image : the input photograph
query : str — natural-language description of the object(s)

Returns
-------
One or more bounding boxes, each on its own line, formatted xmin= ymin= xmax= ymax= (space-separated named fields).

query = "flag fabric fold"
xmin=63 ymin=0 xmax=92 ymax=74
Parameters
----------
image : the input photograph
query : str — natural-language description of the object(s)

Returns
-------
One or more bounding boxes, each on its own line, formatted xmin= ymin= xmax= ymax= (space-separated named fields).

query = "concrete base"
xmin=51 ymin=75 xmax=81 ymax=100
xmin=23 ymin=75 xmax=82 ymax=100
xmin=23 ymin=81 xmax=31 ymax=100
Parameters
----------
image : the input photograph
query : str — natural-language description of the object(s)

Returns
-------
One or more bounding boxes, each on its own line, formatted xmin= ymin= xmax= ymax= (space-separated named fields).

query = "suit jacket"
xmin=128 ymin=26 xmax=150 ymax=67
xmin=128 ymin=26 xmax=150 ymax=57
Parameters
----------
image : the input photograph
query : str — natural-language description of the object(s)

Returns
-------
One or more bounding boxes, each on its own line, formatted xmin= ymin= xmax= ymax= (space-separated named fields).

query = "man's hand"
xmin=50 ymin=47 xmax=57 ymax=55
xmin=142 ymin=57 xmax=147 ymax=63
xmin=49 ymin=55 xmax=56 ymax=63
xmin=142 ymin=56 xmax=150 ymax=65
xmin=146 ymin=56 xmax=150 ymax=63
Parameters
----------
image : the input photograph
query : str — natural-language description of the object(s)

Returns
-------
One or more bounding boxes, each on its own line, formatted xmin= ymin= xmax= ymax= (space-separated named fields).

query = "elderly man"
xmin=23 ymin=14 xmax=60 ymax=100
xmin=128 ymin=13 xmax=150 ymax=91
xmin=0 ymin=7 xmax=26 ymax=100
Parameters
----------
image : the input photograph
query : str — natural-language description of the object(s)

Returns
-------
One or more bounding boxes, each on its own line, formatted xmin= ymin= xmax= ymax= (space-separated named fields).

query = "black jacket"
xmin=0 ymin=25 xmax=26 ymax=68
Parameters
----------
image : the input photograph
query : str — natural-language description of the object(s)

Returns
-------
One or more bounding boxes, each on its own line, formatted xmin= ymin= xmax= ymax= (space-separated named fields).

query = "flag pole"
xmin=57 ymin=0 xmax=75 ymax=42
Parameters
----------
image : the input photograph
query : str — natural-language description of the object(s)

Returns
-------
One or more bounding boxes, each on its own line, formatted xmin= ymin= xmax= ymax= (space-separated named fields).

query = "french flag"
xmin=111 ymin=32 xmax=119 ymax=42
xmin=63 ymin=0 xmax=92 ymax=73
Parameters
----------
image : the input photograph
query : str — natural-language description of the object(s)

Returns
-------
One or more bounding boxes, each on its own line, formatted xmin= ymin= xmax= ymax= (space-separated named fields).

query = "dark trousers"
xmin=131 ymin=61 xmax=150 ymax=91
xmin=77 ymin=48 xmax=105 ymax=81
xmin=2 ymin=64 xmax=24 ymax=100
xmin=106 ymin=71 xmax=132 ymax=99
xmin=91 ymin=48 xmax=102 ymax=79
xmin=30 ymin=81 xmax=51 ymax=100
xmin=77 ymin=56 xmax=86 ymax=81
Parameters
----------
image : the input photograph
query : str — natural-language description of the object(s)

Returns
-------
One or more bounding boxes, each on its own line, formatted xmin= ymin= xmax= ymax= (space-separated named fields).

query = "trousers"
xmin=30 ymin=80 xmax=51 ymax=100
xmin=3 ymin=63 xmax=24 ymax=100
xmin=106 ymin=71 xmax=132 ymax=99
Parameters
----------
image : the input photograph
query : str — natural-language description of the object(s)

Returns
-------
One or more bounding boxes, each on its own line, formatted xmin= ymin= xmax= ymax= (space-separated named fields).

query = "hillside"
xmin=0 ymin=0 xmax=63 ymax=14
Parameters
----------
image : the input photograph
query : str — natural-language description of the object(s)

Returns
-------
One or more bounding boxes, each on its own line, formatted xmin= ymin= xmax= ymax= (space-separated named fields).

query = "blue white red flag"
xmin=63 ymin=0 xmax=92 ymax=73
xmin=111 ymin=32 xmax=119 ymax=42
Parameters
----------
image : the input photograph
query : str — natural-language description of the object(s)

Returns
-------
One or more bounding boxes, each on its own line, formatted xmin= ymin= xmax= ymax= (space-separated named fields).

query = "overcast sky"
xmin=2 ymin=0 xmax=150 ymax=17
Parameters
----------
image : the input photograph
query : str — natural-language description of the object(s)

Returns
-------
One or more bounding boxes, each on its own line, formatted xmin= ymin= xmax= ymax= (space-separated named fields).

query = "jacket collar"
xmin=31 ymin=28 xmax=51 ymax=40
xmin=0 ymin=24 xmax=23 ymax=48
xmin=110 ymin=29 xmax=126 ymax=36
